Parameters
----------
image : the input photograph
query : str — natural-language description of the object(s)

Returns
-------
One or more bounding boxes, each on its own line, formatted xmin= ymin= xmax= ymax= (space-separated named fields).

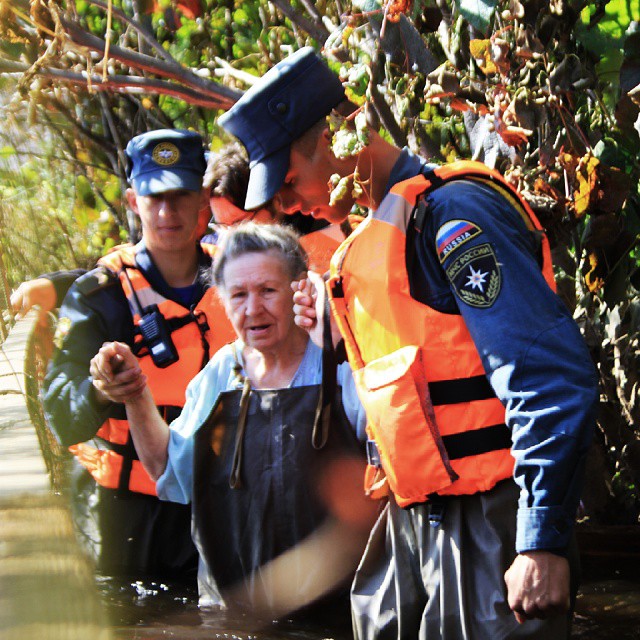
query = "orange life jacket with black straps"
xmin=70 ymin=243 xmax=235 ymax=496
xmin=327 ymin=160 xmax=557 ymax=508
xmin=300 ymin=224 xmax=345 ymax=274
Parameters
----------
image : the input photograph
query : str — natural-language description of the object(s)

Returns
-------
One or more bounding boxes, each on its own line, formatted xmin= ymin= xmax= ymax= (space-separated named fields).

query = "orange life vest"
xmin=300 ymin=224 xmax=344 ymax=274
xmin=70 ymin=243 xmax=235 ymax=496
xmin=327 ymin=161 xmax=556 ymax=507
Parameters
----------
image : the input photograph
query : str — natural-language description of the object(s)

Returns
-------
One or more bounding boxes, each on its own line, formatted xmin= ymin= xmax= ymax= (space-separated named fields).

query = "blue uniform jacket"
xmin=387 ymin=150 xmax=598 ymax=554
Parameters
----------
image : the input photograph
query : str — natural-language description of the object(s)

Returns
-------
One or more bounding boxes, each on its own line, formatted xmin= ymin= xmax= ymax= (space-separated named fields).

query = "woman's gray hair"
xmin=212 ymin=221 xmax=308 ymax=288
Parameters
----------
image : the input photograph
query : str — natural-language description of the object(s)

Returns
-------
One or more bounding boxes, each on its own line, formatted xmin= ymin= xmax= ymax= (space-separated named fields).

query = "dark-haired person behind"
xmin=207 ymin=141 xmax=348 ymax=273
xmin=89 ymin=222 xmax=375 ymax=618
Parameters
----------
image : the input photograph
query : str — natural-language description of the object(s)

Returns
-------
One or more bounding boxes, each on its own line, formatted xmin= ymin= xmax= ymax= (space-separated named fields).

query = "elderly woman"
xmin=90 ymin=222 xmax=372 ymax=615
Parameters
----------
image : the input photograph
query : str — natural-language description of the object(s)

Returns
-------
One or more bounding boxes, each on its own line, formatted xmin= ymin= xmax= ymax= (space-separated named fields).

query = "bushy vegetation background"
xmin=1 ymin=0 xmax=639 ymax=524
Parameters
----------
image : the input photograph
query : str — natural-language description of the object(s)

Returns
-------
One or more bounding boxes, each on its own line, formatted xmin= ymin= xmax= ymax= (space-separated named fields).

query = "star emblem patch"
xmin=445 ymin=243 xmax=501 ymax=308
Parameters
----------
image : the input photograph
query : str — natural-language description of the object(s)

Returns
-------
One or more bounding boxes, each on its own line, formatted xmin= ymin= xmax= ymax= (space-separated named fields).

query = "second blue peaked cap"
xmin=219 ymin=47 xmax=345 ymax=210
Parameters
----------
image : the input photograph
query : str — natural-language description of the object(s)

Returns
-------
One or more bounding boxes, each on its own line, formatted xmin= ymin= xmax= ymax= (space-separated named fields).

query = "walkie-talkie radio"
xmin=138 ymin=303 xmax=179 ymax=368
xmin=122 ymin=269 xmax=179 ymax=368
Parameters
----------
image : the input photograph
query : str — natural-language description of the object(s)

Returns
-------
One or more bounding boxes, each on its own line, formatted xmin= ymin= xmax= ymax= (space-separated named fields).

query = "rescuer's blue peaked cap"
xmin=219 ymin=47 xmax=345 ymax=210
xmin=125 ymin=129 xmax=206 ymax=196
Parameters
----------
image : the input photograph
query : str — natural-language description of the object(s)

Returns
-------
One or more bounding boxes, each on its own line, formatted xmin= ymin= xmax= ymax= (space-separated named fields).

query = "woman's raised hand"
xmin=90 ymin=341 xmax=147 ymax=405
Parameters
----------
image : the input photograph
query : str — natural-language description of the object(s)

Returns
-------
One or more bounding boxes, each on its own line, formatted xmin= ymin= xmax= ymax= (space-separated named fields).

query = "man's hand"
xmin=90 ymin=341 xmax=147 ymax=406
xmin=292 ymin=271 xmax=323 ymax=346
xmin=504 ymin=551 xmax=570 ymax=623
xmin=292 ymin=270 xmax=342 ymax=349
xmin=10 ymin=278 xmax=57 ymax=327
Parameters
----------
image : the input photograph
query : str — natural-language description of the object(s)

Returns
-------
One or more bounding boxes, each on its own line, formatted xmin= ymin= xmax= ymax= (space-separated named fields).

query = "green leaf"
xmin=0 ymin=146 xmax=16 ymax=158
xmin=352 ymin=0 xmax=382 ymax=12
xmin=458 ymin=0 xmax=497 ymax=34
xmin=76 ymin=175 xmax=97 ymax=210
xmin=595 ymin=49 xmax=623 ymax=88
xmin=595 ymin=48 xmax=623 ymax=108
xmin=233 ymin=8 xmax=249 ymax=25
xmin=577 ymin=0 xmax=639 ymax=55
xmin=0 ymin=41 xmax=27 ymax=58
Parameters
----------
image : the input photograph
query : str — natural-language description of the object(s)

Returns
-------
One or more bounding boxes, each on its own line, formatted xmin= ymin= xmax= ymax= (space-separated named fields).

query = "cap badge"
xmin=152 ymin=142 xmax=180 ymax=166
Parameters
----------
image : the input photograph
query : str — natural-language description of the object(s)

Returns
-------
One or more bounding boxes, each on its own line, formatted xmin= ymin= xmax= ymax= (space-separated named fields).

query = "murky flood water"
xmin=573 ymin=577 xmax=640 ymax=639
xmin=98 ymin=573 xmax=640 ymax=640
xmin=100 ymin=577 xmax=353 ymax=640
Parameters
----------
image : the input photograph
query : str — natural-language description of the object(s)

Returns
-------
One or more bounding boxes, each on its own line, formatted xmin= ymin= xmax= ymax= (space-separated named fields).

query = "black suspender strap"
xmin=116 ymin=432 xmax=135 ymax=496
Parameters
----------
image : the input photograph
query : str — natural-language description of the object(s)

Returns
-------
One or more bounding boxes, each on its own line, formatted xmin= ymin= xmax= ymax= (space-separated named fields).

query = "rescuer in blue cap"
xmin=43 ymin=129 xmax=234 ymax=581
xmin=220 ymin=47 xmax=598 ymax=640
xmin=125 ymin=129 xmax=207 ymax=195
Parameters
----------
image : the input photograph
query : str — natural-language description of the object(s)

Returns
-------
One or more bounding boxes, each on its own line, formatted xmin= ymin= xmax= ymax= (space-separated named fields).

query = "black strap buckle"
xmin=330 ymin=277 xmax=345 ymax=298
xmin=366 ymin=439 xmax=382 ymax=468
xmin=428 ymin=495 xmax=447 ymax=528
xmin=190 ymin=308 xmax=210 ymax=333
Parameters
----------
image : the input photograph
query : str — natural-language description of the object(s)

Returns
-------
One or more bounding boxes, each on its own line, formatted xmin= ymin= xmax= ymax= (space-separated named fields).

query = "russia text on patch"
xmin=435 ymin=219 xmax=482 ymax=263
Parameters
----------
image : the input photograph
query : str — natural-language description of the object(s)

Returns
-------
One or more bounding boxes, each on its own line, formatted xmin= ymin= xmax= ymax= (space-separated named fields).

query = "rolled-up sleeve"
xmin=43 ymin=276 xmax=130 ymax=446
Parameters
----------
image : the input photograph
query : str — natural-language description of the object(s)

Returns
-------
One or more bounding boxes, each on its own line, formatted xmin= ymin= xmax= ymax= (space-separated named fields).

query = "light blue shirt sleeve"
xmin=156 ymin=343 xmax=242 ymax=504
xmin=338 ymin=361 xmax=368 ymax=442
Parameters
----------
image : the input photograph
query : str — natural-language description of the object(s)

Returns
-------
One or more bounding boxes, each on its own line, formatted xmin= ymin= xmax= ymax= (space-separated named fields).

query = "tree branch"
xmin=60 ymin=16 xmax=241 ymax=107
xmin=368 ymin=51 xmax=407 ymax=148
xmin=0 ymin=59 xmax=238 ymax=109
xmin=269 ymin=0 xmax=329 ymax=43
xmin=86 ymin=0 xmax=174 ymax=64
xmin=98 ymin=92 xmax=128 ymax=177
xmin=212 ymin=57 xmax=258 ymax=86
xmin=42 ymin=110 xmax=124 ymax=228
xmin=299 ymin=0 xmax=321 ymax=22
xmin=46 ymin=96 xmax=118 ymax=159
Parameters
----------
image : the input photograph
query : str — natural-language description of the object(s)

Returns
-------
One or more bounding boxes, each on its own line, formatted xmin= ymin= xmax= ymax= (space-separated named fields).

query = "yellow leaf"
xmin=574 ymin=155 xmax=599 ymax=218
xmin=469 ymin=39 xmax=497 ymax=75
xmin=584 ymin=252 xmax=604 ymax=293
xmin=469 ymin=39 xmax=490 ymax=58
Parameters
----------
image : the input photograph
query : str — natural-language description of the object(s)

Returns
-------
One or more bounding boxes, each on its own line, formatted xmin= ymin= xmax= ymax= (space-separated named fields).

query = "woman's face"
xmin=219 ymin=250 xmax=297 ymax=353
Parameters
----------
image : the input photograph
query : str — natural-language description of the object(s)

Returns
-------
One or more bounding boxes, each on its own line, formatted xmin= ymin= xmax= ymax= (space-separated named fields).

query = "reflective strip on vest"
xmin=328 ymin=163 xmax=556 ymax=507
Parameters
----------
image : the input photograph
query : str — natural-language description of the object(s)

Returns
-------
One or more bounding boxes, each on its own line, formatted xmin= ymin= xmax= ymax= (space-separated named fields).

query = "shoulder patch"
xmin=435 ymin=219 xmax=483 ymax=263
xmin=75 ymin=267 xmax=117 ymax=297
xmin=445 ymin=243 xmax=501 ymax=308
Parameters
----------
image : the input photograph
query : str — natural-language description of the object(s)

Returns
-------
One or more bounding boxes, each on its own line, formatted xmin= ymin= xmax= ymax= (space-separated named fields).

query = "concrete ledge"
xmin=0 ymin=314 xmax=112 ymax=640
xmin=0 ymin=314 xmax=50 ymax=497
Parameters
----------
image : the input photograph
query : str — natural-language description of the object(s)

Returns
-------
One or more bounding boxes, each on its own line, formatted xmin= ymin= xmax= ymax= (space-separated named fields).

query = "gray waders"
xmin=351 ymin=480 xmax=579 ymax=640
